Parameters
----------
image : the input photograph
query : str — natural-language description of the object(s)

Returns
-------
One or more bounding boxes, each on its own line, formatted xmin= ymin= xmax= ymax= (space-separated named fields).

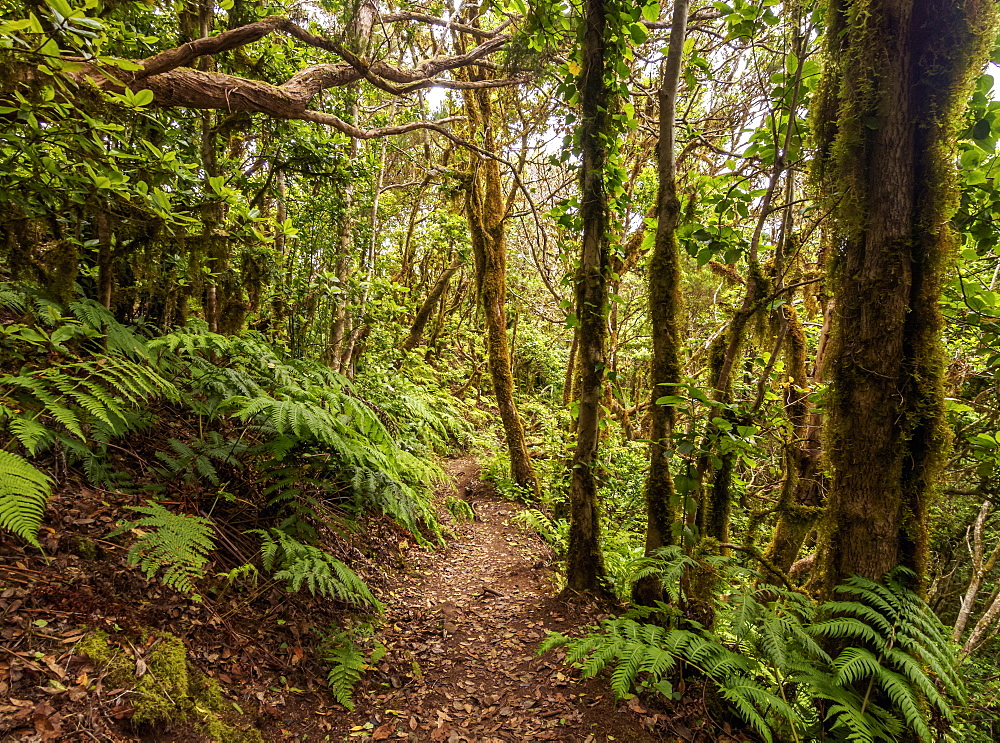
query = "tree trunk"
xmin=633 ymin=0 xmax=690 ymax=607
xmin=327 ymin=96 xmax=359 ymax=371
xmin=963 ymin=588 xmax=1000 ymax=655
xmin=566 ymin=0 xmax=613 ymax=596
xmin=95 ymin=210 xmax=113 ymax=310
xmin=460 ymin=85 xmax=541 ymax=498
xmin=343 ymin=123 xmax=391 ymax=375
xmin=953 ymin=500 xmax=1000 ymax=643
xmin=403 ymin=261 xmax=461 ymax=351
xmin=809 ymin=0 xmax=996 ymax=597
xmin=764 ymin=301 xmax=829 ymax=574
xmin=563 ymin=330 xmax=578 ymax=407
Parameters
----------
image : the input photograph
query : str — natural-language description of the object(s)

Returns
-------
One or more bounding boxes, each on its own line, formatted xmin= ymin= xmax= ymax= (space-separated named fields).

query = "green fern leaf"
xmin=324 ymin=633 xmax=365 ymax=710
xmin=0 ymin=450 xmax=51 ymax=547
xmin=116 ymin=502 xmax=215 ymax=600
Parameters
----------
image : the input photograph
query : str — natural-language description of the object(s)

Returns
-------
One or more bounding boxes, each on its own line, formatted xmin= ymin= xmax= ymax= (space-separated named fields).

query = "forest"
xmin=2 ymin=0 xmax=1000 ymax=740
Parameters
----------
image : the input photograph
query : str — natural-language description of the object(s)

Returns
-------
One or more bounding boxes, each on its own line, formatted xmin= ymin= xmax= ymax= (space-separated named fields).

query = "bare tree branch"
xmin=379 ymin=11 xmax=515 ymax=39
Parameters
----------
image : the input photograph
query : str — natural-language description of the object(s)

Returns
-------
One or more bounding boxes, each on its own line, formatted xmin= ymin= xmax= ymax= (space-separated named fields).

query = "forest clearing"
xmin=3 ymin=0 xmax=1000 ymax=740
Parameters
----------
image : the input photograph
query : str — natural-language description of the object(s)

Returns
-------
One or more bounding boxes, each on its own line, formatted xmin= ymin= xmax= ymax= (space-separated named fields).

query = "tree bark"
xmin=326 ymin=96 xmax=359 ymax=372
xmin=809 ymin=0 xmax=996 ymax=597
xmin=3 ymin=15 xmax=521 ymax=140
xmin=764 ymin=300 xmax=830 ymax=574
xmin=95 ymin=210 xmax=113 ymax=310
xmin=952 ymin=500 xmax=1000 ymax=643
xmin=460 ymin=86 xmax=541 ymax=498
xmin=963 ymin=587 xmax=1000 ymax=655
xmin=633 ymin=0 xmax=690 ymax=607
xmin=403 ymin=261 xmax=462 ymax=351
xmin=566 ymin=0 xmax=613 ymax=596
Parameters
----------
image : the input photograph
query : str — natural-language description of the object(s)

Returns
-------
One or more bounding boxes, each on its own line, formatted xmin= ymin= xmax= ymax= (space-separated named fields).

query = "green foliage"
xmin=0 ymin=300 xmax=180 ymax=546
xmin=114 ymin=502 xmax=215 ymax=600
xmin=321 ymin=630 xmax=368 ymax=710
xmin=154 ymin=432 xmax=246 ymax=487
xmin=541 ymin=567 xmax=965 ymax=742
xmin=2 ymin=356 xmax=177 ymax=442
xmin=0 ymin=449 xmax=51 ymax=547
xmin=445 ymin=495 xmax=475 ymax=522
xmin=152 ymin=329 xmax=448 ymax=542
xmin=514 ymin=507 xmax=568 ymax=556
xmin=253 ymin=528 xmax=381 ymax=609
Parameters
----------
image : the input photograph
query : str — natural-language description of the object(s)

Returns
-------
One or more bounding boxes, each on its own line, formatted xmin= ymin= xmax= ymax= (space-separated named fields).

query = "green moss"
xmin=132 ymin=634 xmax=189 ymax=724
xmin=808 ymin=0 xmax=999 ymax=598
xmin=77 ymin=631 xmax=133 ymax=687
xmin=73 ymin=536 xmax=100 ymax=560
xmin=77 ymin=629 xmax=263 ymax=742
xmin=685 ymin=538 xmax=721 ymax=630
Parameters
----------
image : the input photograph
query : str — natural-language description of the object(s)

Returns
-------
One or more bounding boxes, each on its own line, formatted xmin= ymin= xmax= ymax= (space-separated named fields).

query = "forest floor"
xmin=326 ymin=457 xmax=664 ymax=743
xmin=0 ymin=456 xmax=734 ymax=742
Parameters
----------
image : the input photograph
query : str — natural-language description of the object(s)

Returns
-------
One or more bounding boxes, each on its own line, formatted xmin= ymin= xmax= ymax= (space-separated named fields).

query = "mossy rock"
xmin=77 ymin=628 xmax=263 ymax=743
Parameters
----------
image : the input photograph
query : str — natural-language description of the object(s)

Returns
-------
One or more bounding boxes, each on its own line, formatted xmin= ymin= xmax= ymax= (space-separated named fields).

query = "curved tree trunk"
xmin=403 ymin=261 xmax=462 ymax=351
xmin=461 ymin=85 xmax=541 ymax=498
xmin=809 ymin=0 xmax=996 ymax=597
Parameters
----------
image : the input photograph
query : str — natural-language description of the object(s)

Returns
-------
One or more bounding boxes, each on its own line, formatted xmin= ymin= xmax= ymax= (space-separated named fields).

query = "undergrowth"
xmin=540 ymin=557 xmax=967 ymax=742
xmin=0 ymin=285 xmax=471 ymax=608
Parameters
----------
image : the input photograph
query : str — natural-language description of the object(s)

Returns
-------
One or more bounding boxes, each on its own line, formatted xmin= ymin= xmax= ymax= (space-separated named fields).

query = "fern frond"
xmin=251 ymin=529 xmax=380 ymax=609
xmin=0 ymin=450 xmax=52 ymax=547
xmin=116 ymin=502 xmax=215 ymax=600
xmin=323 ymin=633 xmax=365 ymax=710
xmin=833 ymin=647 xmax=883 ymax=686
xmin=8 ymin=415 xmax=51 ymax=455
xmin=537 ymin=632 xmax=572 ymax=655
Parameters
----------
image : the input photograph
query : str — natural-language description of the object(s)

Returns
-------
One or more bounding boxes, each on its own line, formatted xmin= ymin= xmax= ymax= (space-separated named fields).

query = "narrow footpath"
xmin=330 ymin=457 xmax=662 ymax=742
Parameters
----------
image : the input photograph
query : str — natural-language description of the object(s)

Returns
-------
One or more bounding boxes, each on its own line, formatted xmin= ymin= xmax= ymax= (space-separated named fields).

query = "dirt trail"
xmin=332 ymin=457 xmax=661 ymax=743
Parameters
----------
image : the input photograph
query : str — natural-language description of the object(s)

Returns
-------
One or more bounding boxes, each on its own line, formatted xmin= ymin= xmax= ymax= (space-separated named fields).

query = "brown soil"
xmin=328 ymin=457 xmax=663 ymax=743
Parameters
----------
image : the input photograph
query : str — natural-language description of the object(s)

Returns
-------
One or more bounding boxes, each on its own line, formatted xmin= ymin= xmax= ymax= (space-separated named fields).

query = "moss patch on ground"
xmin=78 ymin=629 xmax=263 ymax=743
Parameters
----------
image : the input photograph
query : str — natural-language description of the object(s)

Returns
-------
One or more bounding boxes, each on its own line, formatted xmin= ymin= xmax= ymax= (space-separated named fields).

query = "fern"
xmin=0 ymin=283 xmax=27 ymax=313
xmin=322 ymin=631 xmax=367 ymax=710
xmin=113 ymin=502 xmax=215 ymax=600
xmin=626 ymin=545 xmax=698 ymax=603
xmin=1 ymin=358 xmax=177 ymax=442
xmin=252 ymin=528 xmax=380 ymax=609
xmin=154 ymin=432 xmax=246 ymax=487
xmin=7 ymin=413 xmax=51 ymax=455
xmin=541 ymin=566 xmax=966 ymax=743
xmin=445 ymin=495 xmax=475 ymax=522
xmin=69 ymin=299 xmax=148 ymax=359
xmin=514 ymin=508 xmax=568 ymax=555
xmin=0 ymin=450 xmax=52 ymax=547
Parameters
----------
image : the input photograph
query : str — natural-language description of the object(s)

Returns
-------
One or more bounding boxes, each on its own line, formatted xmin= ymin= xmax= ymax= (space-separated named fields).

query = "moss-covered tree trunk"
xmin=810 ymin=0 xmax=996 ymax=597
xmin=633 ymin=0 xmax=690 ymax=607
xmin=566 ymin=0 xmax=613 ymax=595
xmin=461 ymin=86 xmax=541 ymax=498
xmin=402 ymin=261 xmax=461 ymax=352
xmin=765 ymin=302 xmax=829 ymax=574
